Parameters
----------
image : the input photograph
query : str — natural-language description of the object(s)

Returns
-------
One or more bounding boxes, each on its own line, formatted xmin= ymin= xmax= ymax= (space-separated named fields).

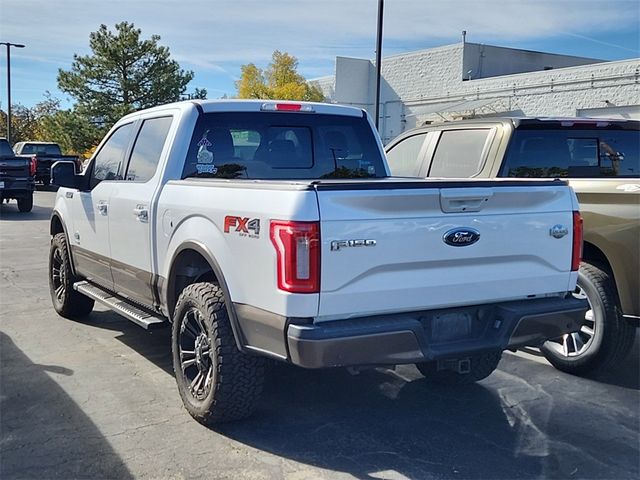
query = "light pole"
xmin=374 ymin=0 xmax=384 ymax=130
xmin=0 ymin=42 xmax=25 ymax=144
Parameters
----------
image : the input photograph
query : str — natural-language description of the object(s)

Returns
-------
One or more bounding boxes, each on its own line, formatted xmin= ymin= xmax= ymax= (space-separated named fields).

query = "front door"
xmin=70 ymin=122 xmax=136 ymax=290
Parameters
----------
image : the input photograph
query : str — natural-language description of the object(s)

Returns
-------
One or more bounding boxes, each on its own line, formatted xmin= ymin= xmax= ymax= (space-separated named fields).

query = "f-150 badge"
xmin=330 ymin=239 xmax=377 ymax=251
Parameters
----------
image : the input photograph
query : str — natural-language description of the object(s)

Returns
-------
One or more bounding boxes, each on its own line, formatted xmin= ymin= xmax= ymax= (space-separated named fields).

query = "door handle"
xmin=133 ymin=205 xmax=149 ymax=223
xmin=97 ymin=201 xmax=108 ymax=215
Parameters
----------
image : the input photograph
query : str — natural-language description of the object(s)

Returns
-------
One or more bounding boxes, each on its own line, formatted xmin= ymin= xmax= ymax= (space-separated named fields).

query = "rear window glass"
xmin=428 ymin=129 xmax=491 ymax=178
xmin=182 ymin=112 xmax=387 ymax=179
xmin=502 ymin=128 xmax=640 ymax=178
xmin=0 ymin=140 xmax=14 ymax=156
xmin=19 ymin=143 xmax=62 ymax=155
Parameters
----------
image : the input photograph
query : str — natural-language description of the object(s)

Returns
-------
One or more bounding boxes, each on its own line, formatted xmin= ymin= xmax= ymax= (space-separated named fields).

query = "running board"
xmin=74 ymin=281 xmax=166 ymax=330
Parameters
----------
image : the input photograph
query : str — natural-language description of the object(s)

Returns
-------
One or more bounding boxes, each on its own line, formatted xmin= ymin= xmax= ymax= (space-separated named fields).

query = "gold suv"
xmin=386 ymin=117 xmax=639 ymax=374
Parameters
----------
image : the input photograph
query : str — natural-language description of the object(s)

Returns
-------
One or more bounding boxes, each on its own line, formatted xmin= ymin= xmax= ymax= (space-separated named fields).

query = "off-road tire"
xmin=17 ymin=194 xmax=33 ymax=212
xmin=172 ymin=282 xmax=265 ymax=424
xmin=416 ymin=351 xmax=502 ymax=384
xmin=49 ymin=233 xmax=94 ymax=318
xmin=541 ymin=262 xmax=635 ymax=375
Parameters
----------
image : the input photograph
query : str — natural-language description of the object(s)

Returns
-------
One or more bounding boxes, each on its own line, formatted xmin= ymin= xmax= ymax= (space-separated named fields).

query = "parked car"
xmin=0 ymin=138 xmax=35 ymax=212
xmin=386 ymin=117 xmax=640 ymax=374
xmin=49 ymin=100 xmax=586 ymax=424
xmin=13 ymin=141 xmax=81 ymax=187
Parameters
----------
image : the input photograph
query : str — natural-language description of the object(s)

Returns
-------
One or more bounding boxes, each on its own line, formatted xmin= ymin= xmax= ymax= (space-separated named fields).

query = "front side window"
xmin=182 ymin=112 xmax=387 ymax=180
xmin=126 ymin=117 xmax=173 ymax=182
xmin=503 ymin=128 xmax=640 ymax=178
xmin=91 ymin=123 xmax=134 ymax=184
xmin=386 ymin=133 xmax=427 ymax=176
xmin=429 ymin=129 xmax=491 ymax=178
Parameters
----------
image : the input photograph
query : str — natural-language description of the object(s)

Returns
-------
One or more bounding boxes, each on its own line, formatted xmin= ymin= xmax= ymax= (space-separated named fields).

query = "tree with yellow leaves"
xmin=236 ymin=51 xmax=325 ymax=102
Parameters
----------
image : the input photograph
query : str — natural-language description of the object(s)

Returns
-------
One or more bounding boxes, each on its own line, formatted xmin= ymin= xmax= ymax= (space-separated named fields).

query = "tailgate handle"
xmin=440 ymin=188 xmax=493 ymax=213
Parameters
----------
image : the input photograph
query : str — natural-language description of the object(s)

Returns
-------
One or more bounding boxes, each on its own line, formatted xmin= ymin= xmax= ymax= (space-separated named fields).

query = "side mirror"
xmin=51 ymin=161 xmax=82 ymax=189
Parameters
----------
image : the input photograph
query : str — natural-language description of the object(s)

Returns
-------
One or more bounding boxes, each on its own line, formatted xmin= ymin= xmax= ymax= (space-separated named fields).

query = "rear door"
xmin=108 ymin=115 xmax=174 ymax=307
xmin=316 ymin=181 xmax=576 ymax=319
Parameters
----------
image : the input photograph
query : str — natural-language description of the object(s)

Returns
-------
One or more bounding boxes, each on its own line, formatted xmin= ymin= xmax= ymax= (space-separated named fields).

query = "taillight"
xmin=270 ymin=220 xmax=320 ymax=293
xmin=29 ymin=156 xmax=37 ymax=176
xmin=572 ymin=211 xmax=583 ymax=271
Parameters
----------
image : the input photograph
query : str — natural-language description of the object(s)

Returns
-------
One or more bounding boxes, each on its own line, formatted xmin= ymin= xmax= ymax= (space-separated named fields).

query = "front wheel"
xmin=17 ymin=194 xmax=33 ymax=212
xmin=172 ymin=283 xmax=265 ymax=424
xmin=540 ymin=262 xmax=635 ymax=375
xmin=49 ymin=233 xmax=94 ymax=318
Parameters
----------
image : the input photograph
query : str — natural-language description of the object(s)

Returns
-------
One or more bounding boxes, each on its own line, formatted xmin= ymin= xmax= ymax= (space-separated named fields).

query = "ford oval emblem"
xmin=443 ymin=228 xmax=480 ymax=247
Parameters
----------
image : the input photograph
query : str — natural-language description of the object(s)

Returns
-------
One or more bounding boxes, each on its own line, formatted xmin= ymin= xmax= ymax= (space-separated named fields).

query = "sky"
xmin=1 ymin=0 xmax=639 ymax=109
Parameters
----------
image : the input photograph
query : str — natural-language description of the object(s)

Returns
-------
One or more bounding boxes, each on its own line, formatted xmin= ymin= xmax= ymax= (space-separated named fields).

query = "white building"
xmin=314 ymin=41 xmax=640 ymax=144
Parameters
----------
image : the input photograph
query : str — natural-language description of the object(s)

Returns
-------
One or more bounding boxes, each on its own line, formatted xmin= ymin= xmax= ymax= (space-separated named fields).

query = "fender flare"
xmin=50 ymin=210 xmax=77 ymax=277
xmin=164 ymin=240 xmax=246 ymax=351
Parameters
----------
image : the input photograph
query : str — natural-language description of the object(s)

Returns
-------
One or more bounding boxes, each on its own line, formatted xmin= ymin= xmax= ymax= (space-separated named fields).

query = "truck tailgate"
xmin=0 ymin=157 xmax=30 ymax=179
xmin=315 ymin=181 xmax=577 ymax=320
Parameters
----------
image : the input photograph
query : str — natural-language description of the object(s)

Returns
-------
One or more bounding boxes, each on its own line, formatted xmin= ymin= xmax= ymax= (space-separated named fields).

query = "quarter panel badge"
xmin=550 ymin=224 xmax=569 ymax=239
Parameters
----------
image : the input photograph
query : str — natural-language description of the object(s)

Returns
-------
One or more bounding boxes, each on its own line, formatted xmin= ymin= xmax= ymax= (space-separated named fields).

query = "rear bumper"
xmin=285 ymin=297 xmax=587 ymax=368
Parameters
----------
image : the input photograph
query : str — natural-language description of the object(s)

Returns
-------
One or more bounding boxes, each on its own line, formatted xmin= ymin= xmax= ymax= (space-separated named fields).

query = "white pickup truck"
xmin=49 ymin=100 xmax=587 ymax=424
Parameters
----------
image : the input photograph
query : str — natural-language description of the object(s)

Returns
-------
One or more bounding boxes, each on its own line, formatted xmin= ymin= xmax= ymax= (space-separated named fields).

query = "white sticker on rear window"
xmin=195 ymin=131 xmax=217 ymax=175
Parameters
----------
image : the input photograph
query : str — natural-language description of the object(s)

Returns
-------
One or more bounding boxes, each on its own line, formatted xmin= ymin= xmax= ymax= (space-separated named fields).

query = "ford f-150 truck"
xmin=14 ymin=141 xmax=81 ymax=187
xmin=0 ymin=138 xmax=35 ymax=212
xmin=386 ymin=117 xmax=639 ymax=375
xmin=49 ymin=100 xmax=586 ymax=424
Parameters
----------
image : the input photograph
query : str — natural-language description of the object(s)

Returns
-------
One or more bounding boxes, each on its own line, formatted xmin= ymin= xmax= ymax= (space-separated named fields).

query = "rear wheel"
xmin=17 ymin=194 xmax=33 ymax=212
xmin=49 ymin=233 xmax=94 ymax=318
xmin=172 ymin=282 xmax=265 ymax=424
xmin=541 ymin=262 xmax=635 ymax=375
xmin=416 ymin=351 xmax=502 ymax=384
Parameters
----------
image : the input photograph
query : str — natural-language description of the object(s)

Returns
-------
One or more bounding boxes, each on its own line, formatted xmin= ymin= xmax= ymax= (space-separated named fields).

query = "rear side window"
xmin=429 ymin=129 xmax=491 ymax=177
xmin=182 ymin=112 xmax=387 ymax=179
xmin=503 ymin=128 xmax=640 ymax=178
xmin=126 ymin=117 xmax=173 ymax=182
xmin=386 ymin=133 xmax=427 ymax=176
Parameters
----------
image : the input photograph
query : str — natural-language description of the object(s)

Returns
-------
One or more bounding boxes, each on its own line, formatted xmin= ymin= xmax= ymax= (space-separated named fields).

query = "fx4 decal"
xmin=224 ymin=216 xmax=260 ymax=238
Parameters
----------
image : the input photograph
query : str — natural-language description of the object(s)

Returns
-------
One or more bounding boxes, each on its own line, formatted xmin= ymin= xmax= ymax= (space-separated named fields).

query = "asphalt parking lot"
xmin=1 ymin=189 xmax=639 ymax=480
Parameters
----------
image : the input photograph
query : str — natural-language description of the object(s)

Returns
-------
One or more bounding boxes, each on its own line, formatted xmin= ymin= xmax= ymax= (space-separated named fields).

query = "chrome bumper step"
xmin=74 ymin=281 xmax=166 ymax=330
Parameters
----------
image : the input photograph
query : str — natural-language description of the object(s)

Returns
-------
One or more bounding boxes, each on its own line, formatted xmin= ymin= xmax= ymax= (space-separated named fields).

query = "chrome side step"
xmin=74 ymin=281 xmax=166 ymax=330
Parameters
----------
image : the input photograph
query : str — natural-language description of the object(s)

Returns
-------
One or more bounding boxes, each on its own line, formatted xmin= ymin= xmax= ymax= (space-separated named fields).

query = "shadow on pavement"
xmin=0 ymin=202 xmax=52 ymax=221
xmin=520 ymin=331 xmax=640 ymax=390
xmin=64 ymin=311 xmax=640 ymax=479
xmin=0 ymin=332 xmax=133 ymax=479
xmin=87 ymin=310 xmax=173 ymax=376
xmin=216 ymin=359 xmax=638 ymax=479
